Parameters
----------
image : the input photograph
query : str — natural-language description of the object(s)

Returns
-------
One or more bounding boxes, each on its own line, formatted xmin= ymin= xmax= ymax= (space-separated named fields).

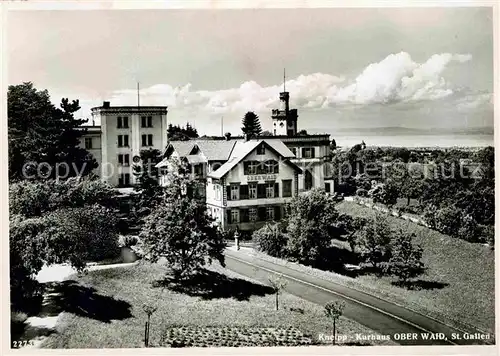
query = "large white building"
xmin=82 ymin=101 xmax=168 ymax=186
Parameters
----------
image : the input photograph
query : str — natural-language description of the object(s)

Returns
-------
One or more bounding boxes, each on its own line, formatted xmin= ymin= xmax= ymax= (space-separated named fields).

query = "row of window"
xmin=116 ymin=116 xmax=154 ymax=129
xmin=221 ymin=180 xmax=293 ymax=201
xmin=117 ymin=134 xmax=154 ymax=147
xmin=243 ymin=160 xmax=279 ymax=175
xmin=227 ymin=206 xmax=282 ymax=224
xmin=289 ymin=147 xmax=315 ymax=159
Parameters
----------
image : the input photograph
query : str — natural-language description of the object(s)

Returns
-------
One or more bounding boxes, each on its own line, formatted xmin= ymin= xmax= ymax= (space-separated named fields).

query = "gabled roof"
xmin=162 ymin=140 xmax=237 ymax=161
xmin=194 ymin=140 xmax=237 ymax=161
xmin=208 ymin=140 xmax=301 ymax=180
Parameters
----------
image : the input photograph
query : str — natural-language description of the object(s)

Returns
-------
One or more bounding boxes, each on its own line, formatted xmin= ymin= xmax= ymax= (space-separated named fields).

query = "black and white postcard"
xmin=2 ymin=1 xmax=497 ymax=355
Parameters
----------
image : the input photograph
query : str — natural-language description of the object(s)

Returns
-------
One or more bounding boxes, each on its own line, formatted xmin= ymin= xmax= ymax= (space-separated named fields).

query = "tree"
xmin=139 ymin=160 xmax=225 ymax=279
xmin=336 ymin=214 xmax=367 ymax=253
xmin=268 ymin=275 xmax=287 ymax=310
xmin=9 ymin=179 xmax=120 ymax=311
xmin=167 ymin=123 xmax=199 ymax=141
xmin=357 ymin=214 xmax=393 ymax=268
xmin=8 ymin=82 xmax=97 ymax=181
xmin=324 ymin=300 xmax=345 ymax=345
xmin=10 ymin=204 xmax=119 ymax=311
xmin=9 ymin=178 xmax=117 ymax=218
xmin=285 ymin=189 xmax=341 ymax=265
xmin=330 ymin=139 xmax=337 ymax=151
xmin=369 ymin=181 xmax=398 ymax=209
xmin=297 ymin=129 xmax=308 ymax=136
xmin=383 ymin=229 xmax=425 ymax=287
xmin=435 ymin=205 xmax=462 ymax=237
xmin=260 ymin=130 xmax=273 ymax=136
xmin=241 ymin=111 xmax=262 ymax=138
xmin=132 ymin=148 xmax=164 ymax=219
xmin=253 ymin=223 xmax=287 ymax=257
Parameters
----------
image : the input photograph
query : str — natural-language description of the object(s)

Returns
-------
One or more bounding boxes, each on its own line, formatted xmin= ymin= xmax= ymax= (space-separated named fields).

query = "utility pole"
xmin=283 ymin=68 xmax=286 ymax=92
xmin=221 ymin=116 xmax=224 ymax=137
xmin=137 ymin=82 xmax=140 ymax=107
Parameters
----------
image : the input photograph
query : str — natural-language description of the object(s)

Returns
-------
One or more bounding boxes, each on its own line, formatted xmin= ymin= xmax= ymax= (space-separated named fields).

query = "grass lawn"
xmin=41 ymin=262 xmax=395 ymax=348
xmin=325 ymin=201 xmax=494 ymax=333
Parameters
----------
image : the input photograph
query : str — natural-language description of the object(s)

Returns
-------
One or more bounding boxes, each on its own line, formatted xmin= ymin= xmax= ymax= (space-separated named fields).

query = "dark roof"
xmin=166 ymin=140 xmax=237 ymax=161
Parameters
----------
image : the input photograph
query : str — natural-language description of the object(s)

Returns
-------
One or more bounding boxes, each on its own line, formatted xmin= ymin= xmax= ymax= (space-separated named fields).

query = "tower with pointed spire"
xmin=272 ymin=69 xmax=298 ymax=136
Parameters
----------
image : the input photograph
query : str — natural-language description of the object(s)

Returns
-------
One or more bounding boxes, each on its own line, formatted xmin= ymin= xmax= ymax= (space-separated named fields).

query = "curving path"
xmin=224 ymin=248 xmax=493 ymax=346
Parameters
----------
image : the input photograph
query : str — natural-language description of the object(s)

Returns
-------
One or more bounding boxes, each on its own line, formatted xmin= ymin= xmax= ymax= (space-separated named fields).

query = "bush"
xmin=435 ymin=205 xmax=462 ymax=237
xmin=356 ymin=188 xmax=368 ymax=197
xmin=456 ymin=214 xmax=481 ymax=243
xmin=43 ymin=205 xmax=120 ymax=266
xmin=253 ymin=223 xmax=287 ymax=258
xmin=422 ymin=204 xmax=438 ymax=229
xmin=9 ymin=215 xmax=48 ymax=312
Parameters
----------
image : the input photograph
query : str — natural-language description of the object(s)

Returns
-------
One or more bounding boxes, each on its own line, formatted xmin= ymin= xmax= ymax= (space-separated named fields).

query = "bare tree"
xmin=268 ymin=275 xmax=287 ymax=310
xmin=324 ymin=300 xmax=346 ymax=345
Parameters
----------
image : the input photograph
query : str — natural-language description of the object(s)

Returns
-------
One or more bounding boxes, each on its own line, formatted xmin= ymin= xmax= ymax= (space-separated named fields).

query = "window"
xmin=118 ymin=173 xmax=130 ymax=187
xmin=290 ymin=147 xmax=297 ymax=156
xmin=249 ymin=208 xmax=257 ymax=222
xmin=142 ymin=134 xmax=153 ymax=147
xmin=215 ymin=185 xmax=221 ymax=201
xmin=264 ymin=160 xmax=279 ymax=174
xmin=118 ymin=154 xmax=130 ymax=166
xmin=231 ymin=209 xmax=240 ymax=224
xmin=266 ymin=206 xmax=275 ymax=221
xmin=244 ymin=161 xmax=260 ymax=175
xmin=274 ymin=129 xmax=276 ymax=135
xmin=305 ymin=170 xmax=313 ymax=191
xmin=302 ymin=147 xmax=315 ymax=158
xmin=249 ymin=183 xmax=257 ymax=199
xmin=282 ymin=179 xmax=292 ymax=197
xmin=325 ymin=182 xmax=331 ymax=193
xmin=230 ymin=185 xmax=239 ymax=200
xmin=194 ymin=164 xmax=203 ymax=176
xmin=240 ymin=185 xmax=249 ymax=199
xmin=141 ymin=116 xmax=153 ymax=128
xmin=240 ymin=209 xmax=249 ymax=223
xmin=118 ymin=135 xmax=129 ymax=147
xmin=117 ymin=116 xmax=129 ymax=128
xmin=256 ymin=144 xmax=265 ymax=155
xmin=84 ymin=137 xmax=93 ymax=149
xmin=265 ymin=183 xmax=274 ymax=198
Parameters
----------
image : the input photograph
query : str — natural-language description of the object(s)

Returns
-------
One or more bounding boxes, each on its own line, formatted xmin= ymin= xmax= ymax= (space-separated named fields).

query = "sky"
xmin=7 ymin=6 xmax=494 ymax=146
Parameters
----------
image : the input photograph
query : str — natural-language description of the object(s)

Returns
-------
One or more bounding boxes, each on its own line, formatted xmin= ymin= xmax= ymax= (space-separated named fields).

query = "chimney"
xmin=103 ymin=101 xmax=110 ymax=108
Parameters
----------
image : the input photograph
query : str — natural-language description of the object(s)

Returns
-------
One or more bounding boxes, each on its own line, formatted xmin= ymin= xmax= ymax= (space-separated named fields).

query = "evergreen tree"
xmin=241 ymin=111 xmax=262 ymax=138
xmin=8 ymin=82 xmax=98 ymax=181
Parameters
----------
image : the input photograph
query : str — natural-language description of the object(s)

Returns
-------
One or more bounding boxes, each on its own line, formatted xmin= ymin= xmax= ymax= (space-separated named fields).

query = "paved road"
xmin=224 ymin=249 xmax=493 ymax=346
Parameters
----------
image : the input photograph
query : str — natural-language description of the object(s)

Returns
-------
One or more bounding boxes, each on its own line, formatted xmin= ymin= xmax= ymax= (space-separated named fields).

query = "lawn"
xmin=252 ymin=200 xmax=494 ymax=335
xmin=41 ymin=262 xmax=395 ymax=348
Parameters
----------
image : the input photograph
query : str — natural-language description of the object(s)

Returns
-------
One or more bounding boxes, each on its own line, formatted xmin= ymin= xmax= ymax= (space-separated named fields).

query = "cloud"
xmin=75 ymin=51 xmax=474 ymax=118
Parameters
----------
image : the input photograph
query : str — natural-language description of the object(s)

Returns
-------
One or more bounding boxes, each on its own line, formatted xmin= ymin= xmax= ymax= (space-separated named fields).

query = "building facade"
xmin=89 ymin=101 xmax=168 ymax=186
xmin=81 ymin=91 xmax=334 ymax=197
